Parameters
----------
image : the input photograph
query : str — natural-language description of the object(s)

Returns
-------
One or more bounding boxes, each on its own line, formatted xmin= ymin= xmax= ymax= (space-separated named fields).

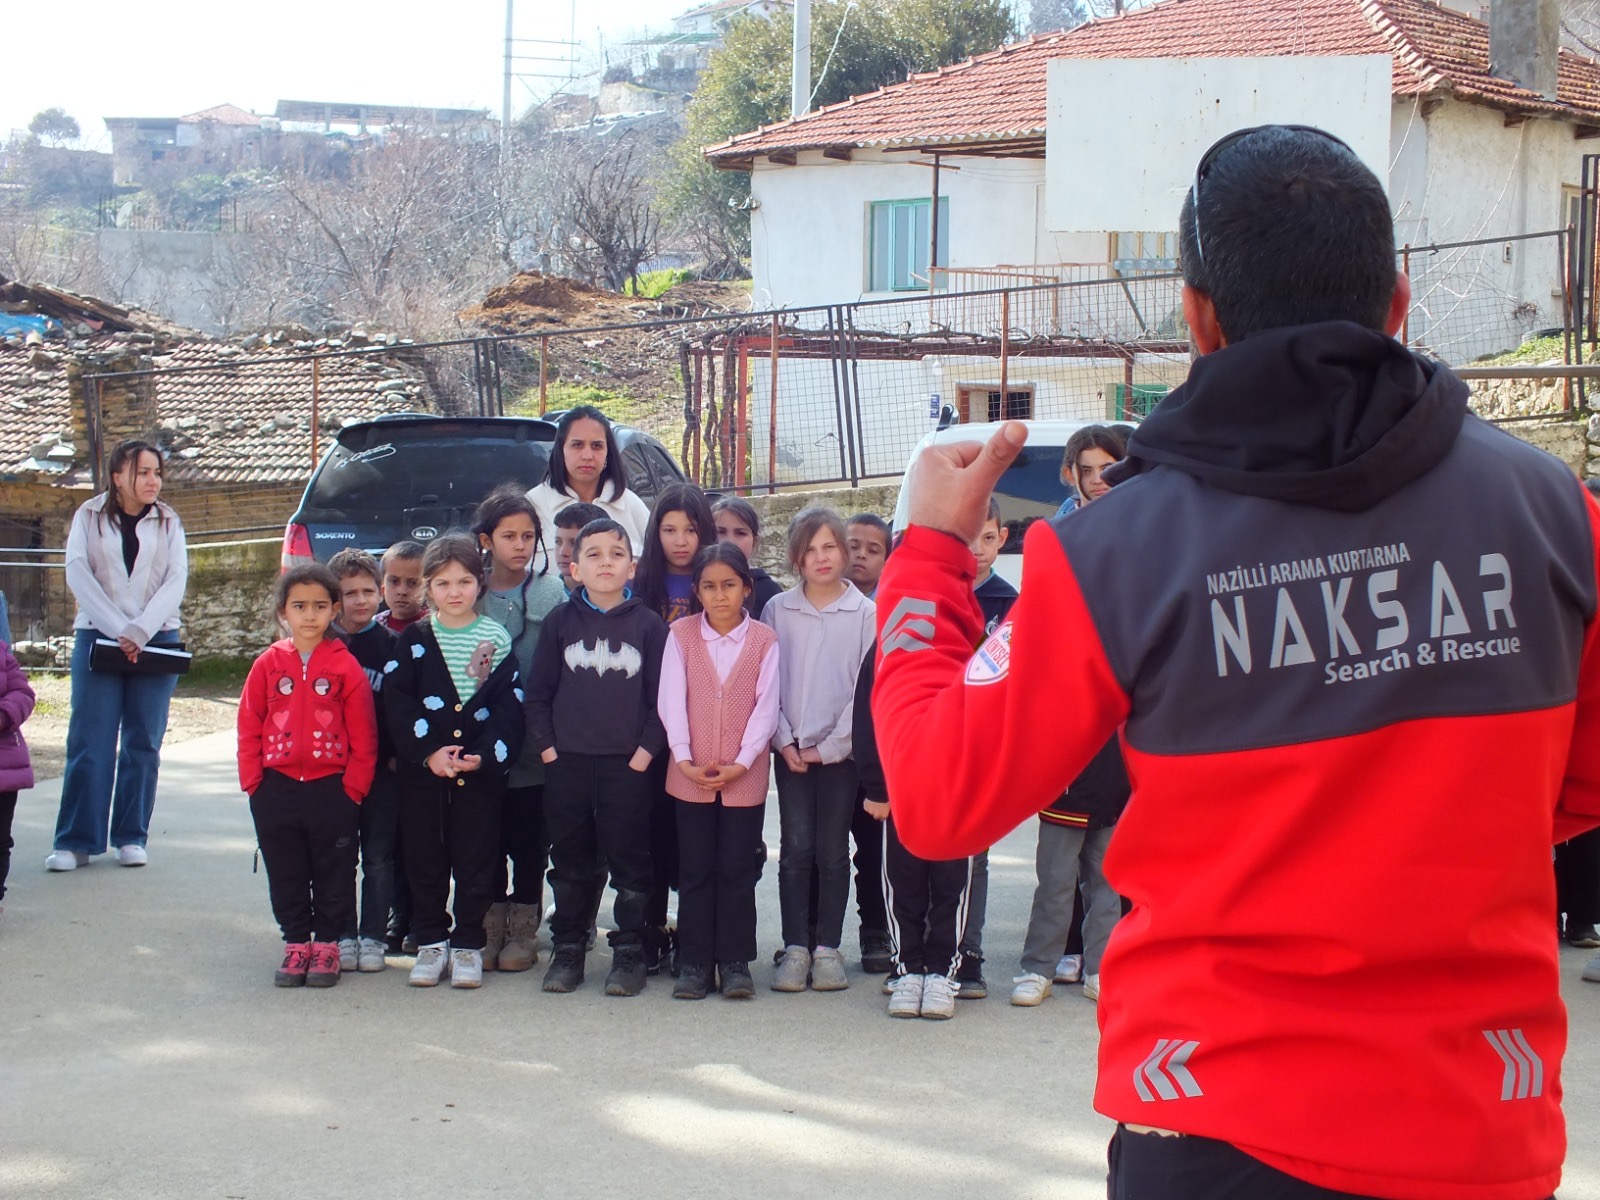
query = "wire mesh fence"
xmin=3 ymin=227 xmax=1580 ymax=583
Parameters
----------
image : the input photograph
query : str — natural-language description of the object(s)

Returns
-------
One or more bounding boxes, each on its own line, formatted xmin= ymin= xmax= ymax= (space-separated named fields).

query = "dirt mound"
xmin=653 ymin=279 xmax=751 ymax=318
xmin=479 ymin=272 xmax=604 ymax=313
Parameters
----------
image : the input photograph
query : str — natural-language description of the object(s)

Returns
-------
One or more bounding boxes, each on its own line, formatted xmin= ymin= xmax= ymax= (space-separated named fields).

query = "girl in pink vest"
xmin=657 ymin=543 xmax=780 ymax=1000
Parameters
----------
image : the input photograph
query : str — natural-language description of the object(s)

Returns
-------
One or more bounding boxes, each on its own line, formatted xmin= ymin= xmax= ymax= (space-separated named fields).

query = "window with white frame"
xmin=869 ymin=197 xmax=950 ymax=292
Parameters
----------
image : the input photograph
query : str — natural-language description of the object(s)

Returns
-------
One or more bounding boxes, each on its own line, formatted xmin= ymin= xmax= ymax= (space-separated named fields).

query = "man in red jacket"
xmin=873 ymin=125 xmax=1600 ymax=1200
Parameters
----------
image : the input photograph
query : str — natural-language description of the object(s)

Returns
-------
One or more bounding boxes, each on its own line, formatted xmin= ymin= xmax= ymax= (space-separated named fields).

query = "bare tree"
xmin=1565 ymin=0 xmax=1600 ymax=57
xmin=557 ymin=136 xmax=663 ymax=293
xmin=227 ymin=131 xmax=513 ymax=334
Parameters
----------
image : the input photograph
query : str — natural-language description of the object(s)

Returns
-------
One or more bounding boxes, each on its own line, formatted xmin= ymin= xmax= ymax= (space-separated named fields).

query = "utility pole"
xmin=792 ymin=0 xmax=812 ymax=118
xmin=503 ymin=0 xmax=514 ymax=150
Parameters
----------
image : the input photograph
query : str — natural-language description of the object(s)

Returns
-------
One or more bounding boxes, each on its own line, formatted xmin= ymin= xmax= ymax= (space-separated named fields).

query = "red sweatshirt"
xmin=873 ymin=326 xmax=1600 ymax=1200
xmin=238 ymin=638 xmax=378 ymax=802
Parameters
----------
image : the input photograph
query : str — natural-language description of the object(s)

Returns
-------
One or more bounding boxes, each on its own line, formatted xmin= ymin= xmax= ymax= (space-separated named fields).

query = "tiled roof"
xmin=0 ymin=338 xmax=434 ymax=489
xmin=704 ymin=0 xmax=1600 ymax=161
xmin=180 ymin=104 xmax=261 ymax=126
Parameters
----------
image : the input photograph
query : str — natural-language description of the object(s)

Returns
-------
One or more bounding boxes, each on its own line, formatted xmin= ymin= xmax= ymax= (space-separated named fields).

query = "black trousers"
xmin=644 ymin=757 xmax=678 ymax=929
xmin=250 ymin=771 xmax=359 ymax=944
xmin=806 ymin=789 xmax=890 ymax=941
xmin=399 ymin=774 xmax=503 ymax=951
xmin=882 ymin=814 xmax=972 ymax=978
xmin=0 ymin=789 xmax=17 ymax=903
xmin=1556 ymin=826 xmax=1600 ymax=927
xmin=776 ymin=758 xmax=858 ymax=949
xmin=1104 ymin=1127 xmax=1542 ymax=1200
xmin=676 ymin=797 xmax=764 ymax=967
xmin=545 ymin=751 xmax=653 ymax=948
xmin=356 ymin=771 xmax=399 ymax=941
xmin=495 ymin=783 xmax=548 ymax=906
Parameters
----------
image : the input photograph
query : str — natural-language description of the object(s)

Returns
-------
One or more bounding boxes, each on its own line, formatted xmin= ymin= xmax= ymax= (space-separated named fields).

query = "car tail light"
xmin=281 ymin=522 xmax=314 ymax=571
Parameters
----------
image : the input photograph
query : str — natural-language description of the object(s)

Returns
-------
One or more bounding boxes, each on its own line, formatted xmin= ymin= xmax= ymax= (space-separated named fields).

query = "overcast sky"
xmin=2 ymin=0 xmax=693 ymax=148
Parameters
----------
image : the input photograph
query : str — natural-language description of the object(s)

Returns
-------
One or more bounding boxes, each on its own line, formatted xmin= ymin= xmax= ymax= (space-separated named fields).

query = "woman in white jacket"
xmin=526 ymin=406 xmax=650 ymax=571
xmin=47 ymin=440 xmax=188 ymax=871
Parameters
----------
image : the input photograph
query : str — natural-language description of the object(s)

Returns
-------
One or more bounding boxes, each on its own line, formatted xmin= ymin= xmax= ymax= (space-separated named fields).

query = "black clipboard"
xmin=90 ymin=637 xmax=192 ymax=676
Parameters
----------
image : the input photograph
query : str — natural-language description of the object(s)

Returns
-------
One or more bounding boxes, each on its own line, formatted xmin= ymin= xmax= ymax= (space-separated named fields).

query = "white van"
xmin=891 ymin=419 xmax=1131 ymax=588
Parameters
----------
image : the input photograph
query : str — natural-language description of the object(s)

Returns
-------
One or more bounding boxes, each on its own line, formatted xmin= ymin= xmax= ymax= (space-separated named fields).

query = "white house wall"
xmin=746 ymin=351 xmax=1190 ymax=484
xmin=748 ymin=150 xmax=1102 ymax=310
xmin=1393 ymin=99 xmax=1582 ymax=360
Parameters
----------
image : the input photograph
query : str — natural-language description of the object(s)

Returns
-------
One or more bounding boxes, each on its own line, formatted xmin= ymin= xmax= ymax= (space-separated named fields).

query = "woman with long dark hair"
xmin=526 ymin=406 xmax=651 ymax=564
xmin=47 ymin=439 xmax=188 ymax=871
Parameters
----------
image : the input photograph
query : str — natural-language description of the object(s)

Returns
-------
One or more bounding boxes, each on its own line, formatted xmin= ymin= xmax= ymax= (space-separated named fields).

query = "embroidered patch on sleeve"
xmin=965 ymin=622 xmax=1013 ymax=686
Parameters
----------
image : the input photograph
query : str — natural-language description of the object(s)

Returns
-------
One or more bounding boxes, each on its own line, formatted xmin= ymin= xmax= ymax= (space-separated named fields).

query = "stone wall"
xmin=182 ymin=537 xmax=282 ymax=663
xmin=743 ymin=483 xmax=900 ymax=588
xmin=1469 ymin=379 xmax=1596 ymax=476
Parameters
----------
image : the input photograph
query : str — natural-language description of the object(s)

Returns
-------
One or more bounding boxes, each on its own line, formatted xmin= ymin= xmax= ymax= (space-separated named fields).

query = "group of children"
xmin=228 ymin=444 xmax=1134 ymax=1018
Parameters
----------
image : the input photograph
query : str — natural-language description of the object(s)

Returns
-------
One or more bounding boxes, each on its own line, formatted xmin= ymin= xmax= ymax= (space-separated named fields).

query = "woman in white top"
xmin=526 ymin=406 xmax=650 ymax=568
xmin=47 ymin=440 xmax=188 ymax=871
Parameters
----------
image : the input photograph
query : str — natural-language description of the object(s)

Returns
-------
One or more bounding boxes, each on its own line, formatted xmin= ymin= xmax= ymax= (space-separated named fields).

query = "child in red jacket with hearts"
xmin=237 ymin=564 xmax=377 ymax=988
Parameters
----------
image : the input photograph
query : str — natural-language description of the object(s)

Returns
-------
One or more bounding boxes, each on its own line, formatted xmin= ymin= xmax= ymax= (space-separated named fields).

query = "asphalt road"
xmin=4 ymin=730 xmax=1600 ymax=1200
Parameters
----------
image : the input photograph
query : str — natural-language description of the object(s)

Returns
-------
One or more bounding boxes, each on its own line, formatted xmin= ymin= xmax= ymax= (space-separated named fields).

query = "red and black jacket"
xmin=237 ymin=637 xmax=378 ymax=802
xmin=874 ymin=321 xmax=1600 ymax=1200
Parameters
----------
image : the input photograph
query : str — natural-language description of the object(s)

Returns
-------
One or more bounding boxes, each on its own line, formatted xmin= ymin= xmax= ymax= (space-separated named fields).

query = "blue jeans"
xmin=53 ymin=629 xmax=180 ymax=855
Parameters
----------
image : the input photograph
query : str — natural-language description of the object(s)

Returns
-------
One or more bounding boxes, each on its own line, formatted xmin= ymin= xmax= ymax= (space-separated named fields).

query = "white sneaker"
xmin=1010 ymin=972 xmax=1053 ymax=1006
xmin=887 ymin=972 xmax=925 ymax=1017
xmin=409 ymin=941 xmax=451 ymax=987
xmin=337 ymin=938 xmax=359 ymax=972
xmin=357 ymin=937 xmax=387 ymax=972
xmin=1083 ymin=973 xmax=1101 ymax=1001
xmin=45 ymin=850 xmax=88 ymax=872
xmin=116 ymin=844 xmax=148 ymax=867
xmin=1054 ymin=953 xmax=1083 ymax=984
xmin=450 ymin=948 xmax=484 ymax=989
xmin=921 ymin=973 xmax=958 ymax=1020
xmin=771 ymin=945 xmax=811 ymax=992
xmin=809 ymin=946 xmax=850 ymax=991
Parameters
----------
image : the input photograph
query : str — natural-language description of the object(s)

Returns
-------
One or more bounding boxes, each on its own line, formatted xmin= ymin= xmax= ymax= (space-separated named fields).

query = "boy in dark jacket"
xmin=525 ymin=518 xmax=668 ymax=997
xmin=855 ymin=643 xmax=972 ymax=1020
xmin=328 ymin=548 xmax=399 ymax=973
xmin=955 ymin=498 xmax=1021 ymax=999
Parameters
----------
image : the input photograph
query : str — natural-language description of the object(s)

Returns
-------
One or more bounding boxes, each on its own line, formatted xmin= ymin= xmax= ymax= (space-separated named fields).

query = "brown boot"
xmin=482 ymin=901 xmax=509 ymax=971
xmin=498 ymin=902 xmax=541 ymax=972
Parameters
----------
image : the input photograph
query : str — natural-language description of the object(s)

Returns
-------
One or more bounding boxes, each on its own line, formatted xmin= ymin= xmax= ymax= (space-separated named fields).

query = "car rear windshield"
xmin=992 ymin=444 xmax=1075 ymax=553
xmin=305 ymin=428 xmax=551 ymax=513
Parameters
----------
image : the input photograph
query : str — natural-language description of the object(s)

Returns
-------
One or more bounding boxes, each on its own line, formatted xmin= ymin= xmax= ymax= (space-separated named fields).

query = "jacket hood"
xmin=573 ymin=590 xmax=646 ymax=619
xmin=1104 ymin=322 xmax=1468 ymax=512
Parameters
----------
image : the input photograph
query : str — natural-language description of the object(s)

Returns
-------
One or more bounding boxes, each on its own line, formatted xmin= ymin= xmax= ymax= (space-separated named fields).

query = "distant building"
xmin=619 ymin=0 xmax=792 ymax=89
xmin=105 ymin=104 xmax=265 ymax=186
xmin=104 ymin=99 xmax=498 ymax=187
xmin=272 ymin=100 xmax=496 ymax=141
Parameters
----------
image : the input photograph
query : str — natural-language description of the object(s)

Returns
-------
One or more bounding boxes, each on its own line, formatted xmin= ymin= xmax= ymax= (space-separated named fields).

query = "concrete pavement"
xmin=4 ymin=729 xmax=1600 ymax=1199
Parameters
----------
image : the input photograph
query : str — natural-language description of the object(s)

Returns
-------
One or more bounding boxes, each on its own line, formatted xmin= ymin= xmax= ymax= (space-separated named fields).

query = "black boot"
xmin=860 ymin=929 xmax=894 ymax=974
xmin=673 ymin=964 xmax=710 ymax=1000
xmin=606 ymin=944 xmax=648 ymax=996
xmin=956 ymin=950 xmax=987 ymax=999
xmin=718 ymin=961 xmax=755 ymax=999
xmin=542 ymin=943 xmax=586 ymax=993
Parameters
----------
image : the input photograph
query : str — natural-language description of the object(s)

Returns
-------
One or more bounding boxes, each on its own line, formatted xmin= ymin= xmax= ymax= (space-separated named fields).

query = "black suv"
xmin=281 ymin=413 xmax=685 ymax=567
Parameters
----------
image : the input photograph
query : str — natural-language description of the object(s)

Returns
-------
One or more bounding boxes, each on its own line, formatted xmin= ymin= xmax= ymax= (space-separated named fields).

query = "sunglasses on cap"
xmin=1190 ymin=124 xmax=1355 ymax=271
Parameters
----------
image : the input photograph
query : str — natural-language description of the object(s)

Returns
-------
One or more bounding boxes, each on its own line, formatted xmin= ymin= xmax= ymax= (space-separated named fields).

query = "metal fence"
xmin=46 ymin=227 xmax=1589 ymax=531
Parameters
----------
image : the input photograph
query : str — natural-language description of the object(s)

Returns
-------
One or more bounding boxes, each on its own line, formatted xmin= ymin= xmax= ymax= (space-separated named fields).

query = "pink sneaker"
xmin=275 ymin=942 xmax=311 ymax=987
xmin=306 ymin=941 xmax=341 ymax=988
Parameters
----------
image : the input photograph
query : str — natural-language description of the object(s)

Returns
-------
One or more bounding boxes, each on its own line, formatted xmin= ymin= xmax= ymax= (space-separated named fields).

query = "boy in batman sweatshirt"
xmin=525 ymin=518 xmax=668 ymax=997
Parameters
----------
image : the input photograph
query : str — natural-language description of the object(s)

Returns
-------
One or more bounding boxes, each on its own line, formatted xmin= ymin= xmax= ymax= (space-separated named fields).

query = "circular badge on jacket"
xmin=277 ymin=676 xmax=294 ymax=695
xmin=313 ymin=677 xmax=332 ymax=696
